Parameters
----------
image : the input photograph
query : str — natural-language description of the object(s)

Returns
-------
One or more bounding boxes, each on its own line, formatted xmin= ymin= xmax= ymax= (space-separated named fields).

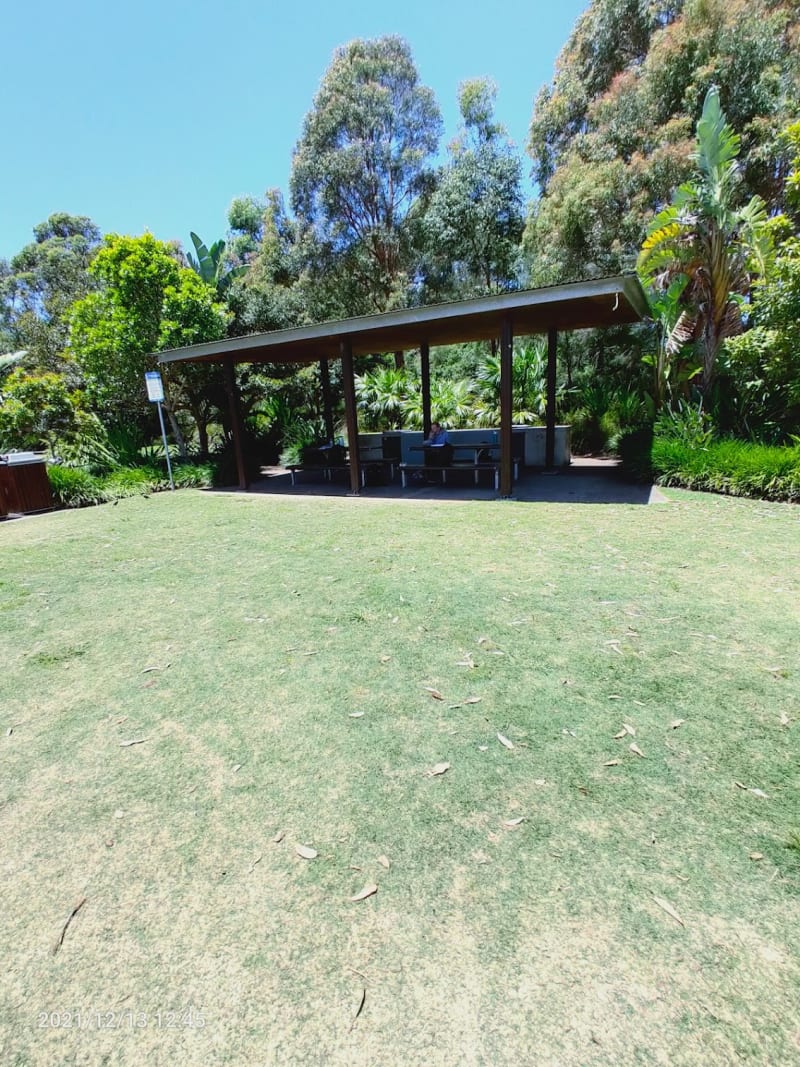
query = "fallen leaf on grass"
xmin=629 ymin=743 xmax=646 ymax=758
xmin=653 ymin=895 xmax=685 ymax=927
xmin=424 ymin=687 xmax=444 ymax=701
xmin=119 ymin=738 xmax=149 ymax=748
xmin=456 ymin=655 xmax=475 ymax=668
xmin=534 ymin=778 xmax=547 ymax=786
xmin=464 ymin=696 xmax=482 ymax=705
xmin=377 ymin=855 xmax=390 ymax=870
xmin=497 ymin=733 xmax=515 ymax=750
xmin=670 ymin=719 xmax=686 ymax=730
xmin=5 ymin=728 xmax=12 ymax=737
xmin=749 ymin=852 xmax=764 ymax=861
xmin=477 ymin=745 xmax=488 ymax=752
xmin=604 ymin=759 xmax=621 ymax=767
xmin=295 ymin=844 xmax=318 ymax=860
xmin=272 ymin=830 xmax=286 ymax=844
xmin=502 ymin=816 xmax=525 ymax=827
xmin=608 ymin=694 xmax=622 ymax=700
xmin=622 ymin=723 xmax=636 ymax=736
xmin=349 ymin=711 xmax=365 ymax=718
xmin=52 ymin=896 xmax=87 ymax=955
xmin=613 ymin=728 xmax=628 ymax=740
xmin=380 ymin=655 xmax=391 ymax=663
xmin=232 ymin=764 xmax=242 ymax=773
xmin=734 ymin=782 xmax=769 ymax=798
xmin=779 ymin=711 xmax=790 ymax=727
xmin=113 ymin=810 xmax=125 ymax=819
xmin=350 ymin=883 xmax=378 ymax=902
xmin=350 ymin=987 xmax=366 ymax=1032
xmin=428 ymin=762 xmax=450 ymax=777
xmin=141 ymin=664 xmax=170 ymax=673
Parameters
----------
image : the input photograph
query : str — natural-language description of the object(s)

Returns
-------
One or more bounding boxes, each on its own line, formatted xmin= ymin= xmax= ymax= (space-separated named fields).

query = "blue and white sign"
xmin=144 ymin=371 xmax=165 ymax=403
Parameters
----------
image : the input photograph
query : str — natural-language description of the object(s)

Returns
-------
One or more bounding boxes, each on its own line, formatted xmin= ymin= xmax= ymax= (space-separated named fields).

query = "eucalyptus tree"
xmin=0 ymin=213 xmax=101 ymax=379
xmin=638 ymin=88 xmax=772 ymax=395
xmin=525 ymin=0 xmax=799 ymax=284
xmin=290 ymin=35 xmax=442 ymax=317
xmin=421 ymin=79 xmax=524 ymax=299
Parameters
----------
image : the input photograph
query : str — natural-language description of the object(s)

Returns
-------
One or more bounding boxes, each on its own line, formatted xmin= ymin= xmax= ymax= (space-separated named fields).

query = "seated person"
xmin=423 ymin=422 xmax=450 ymax=446
xmin=422 ymin=422 xmax=453 ymax=469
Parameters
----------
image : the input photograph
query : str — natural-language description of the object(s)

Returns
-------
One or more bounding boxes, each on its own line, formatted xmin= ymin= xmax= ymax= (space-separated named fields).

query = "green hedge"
xmin=651 ymin=438 xmax=800 ymax=502
xmin=48 ymin=461 xmax=219 ymax=508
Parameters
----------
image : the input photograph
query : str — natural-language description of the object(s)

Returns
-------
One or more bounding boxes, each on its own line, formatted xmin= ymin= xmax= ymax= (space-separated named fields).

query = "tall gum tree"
xmin=0 ymin=213 xmax=101 ymax=380
xmin=290 ymin=35 xmax=442 ymax=317
xmin=524 ymin=0 xmax=800 ymax=284
xmin=421 ymin=78 xmax=524 ymax=299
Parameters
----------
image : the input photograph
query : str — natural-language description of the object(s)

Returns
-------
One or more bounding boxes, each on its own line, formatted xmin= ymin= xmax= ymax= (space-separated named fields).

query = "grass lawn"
xmin=1 ymin=486 xmax=798 ymax=1066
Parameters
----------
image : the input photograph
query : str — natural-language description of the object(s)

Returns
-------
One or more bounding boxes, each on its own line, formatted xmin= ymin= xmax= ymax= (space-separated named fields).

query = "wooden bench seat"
xmin=398 ymin=459 xmax=518 ymax=490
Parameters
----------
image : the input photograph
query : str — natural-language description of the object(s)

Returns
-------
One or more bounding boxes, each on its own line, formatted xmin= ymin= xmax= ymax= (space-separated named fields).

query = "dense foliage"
xmin=2 ymin=15 xmax=799 ymax=506
xmin=525 ymin=0 xmax=800 ymax=283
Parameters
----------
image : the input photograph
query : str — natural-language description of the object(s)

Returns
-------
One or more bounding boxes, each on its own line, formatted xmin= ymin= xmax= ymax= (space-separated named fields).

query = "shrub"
xmin=172 ymin=461 xmax=217 ymax=489
xmin=47 ymin=466 xmax=109 ymax=508
xmin=102 ymin=465 xmax=162 ymax=495
xmin=651 ymin=438 xmax=800 ymax=501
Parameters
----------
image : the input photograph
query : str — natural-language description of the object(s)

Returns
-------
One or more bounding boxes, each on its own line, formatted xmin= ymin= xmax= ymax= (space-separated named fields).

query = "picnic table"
xmin=400 ymin=442 xmax=518 ymax=490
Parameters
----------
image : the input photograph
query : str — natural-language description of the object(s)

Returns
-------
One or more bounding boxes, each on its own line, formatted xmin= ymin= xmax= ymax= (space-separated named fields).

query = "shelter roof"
xmin=157 ymin=275 xmax=649 ymax=366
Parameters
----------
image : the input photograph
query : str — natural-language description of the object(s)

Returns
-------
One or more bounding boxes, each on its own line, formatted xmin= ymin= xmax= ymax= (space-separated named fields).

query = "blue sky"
xmin=1 ymin=0 xmax=588 ymax=261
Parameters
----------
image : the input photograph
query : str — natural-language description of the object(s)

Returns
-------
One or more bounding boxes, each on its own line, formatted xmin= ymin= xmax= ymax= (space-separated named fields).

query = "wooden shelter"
xmin=157 ymin=275 xmax=649 ymax=497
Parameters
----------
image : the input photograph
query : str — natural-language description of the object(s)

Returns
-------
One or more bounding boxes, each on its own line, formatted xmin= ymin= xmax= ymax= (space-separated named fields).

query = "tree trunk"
xmin=160 ymin=373 xmax=188 ymax=457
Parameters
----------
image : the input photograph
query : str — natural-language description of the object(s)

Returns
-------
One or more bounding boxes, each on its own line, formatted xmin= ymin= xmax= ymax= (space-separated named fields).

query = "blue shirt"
xmin=425 ymin=428 xmax=449 ymax=446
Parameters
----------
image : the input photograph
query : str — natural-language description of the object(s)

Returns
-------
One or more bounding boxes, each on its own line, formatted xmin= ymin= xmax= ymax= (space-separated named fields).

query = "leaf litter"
xmin=350 ymin=884 xmax=378 ymax=902
xmin=653 ymin=895 xmax=685 ymax=927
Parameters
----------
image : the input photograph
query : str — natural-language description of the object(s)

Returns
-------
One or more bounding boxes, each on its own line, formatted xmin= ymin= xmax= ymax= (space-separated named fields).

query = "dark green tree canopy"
xmin=525 ymin=0 xmax=800 ymax=283
xmin=421 ymin=79 xmax=524 ymax=298
xmin=290 ymin=35 xmax=442 ymax=314
xmin=0 ymin=213 xmax=101 ymax=377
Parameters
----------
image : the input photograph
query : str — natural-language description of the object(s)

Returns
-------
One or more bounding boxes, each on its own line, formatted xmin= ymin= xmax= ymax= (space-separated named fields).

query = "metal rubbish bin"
xmin=0 ymin=452 xmax=54 ymax=516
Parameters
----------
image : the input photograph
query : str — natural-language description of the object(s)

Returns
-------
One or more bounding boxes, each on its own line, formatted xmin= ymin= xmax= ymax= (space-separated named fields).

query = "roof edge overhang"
xmin=157 ymin=275 xmax=651 ymax=367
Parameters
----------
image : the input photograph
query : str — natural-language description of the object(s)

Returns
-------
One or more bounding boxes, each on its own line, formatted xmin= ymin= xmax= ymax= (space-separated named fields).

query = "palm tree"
xmin=355 ymin=366 xmax=411 ymax=429
xmin=638 ymin=87 xmax=772 ymax=396
xmin=475 ymin=340 xmax=548 ymax=424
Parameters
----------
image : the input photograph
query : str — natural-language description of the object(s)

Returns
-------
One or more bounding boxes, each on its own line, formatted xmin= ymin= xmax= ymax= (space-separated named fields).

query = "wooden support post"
xmin=223 ymin=359 xmax=248 ymax=490
xmin=420 ymin=340 xmax=431 ymax=439
xmin=545 ymin=327 xmax=558 ymax=469
xmin=319 ymin=358 xmax=335 ymax=443
xmin=340 ymin=340 xmax=361 ymax=495
xmin=394 ymin=350 xmax=405 ymax=370
xmin=500 ymin=315 xmax=514 ymax=497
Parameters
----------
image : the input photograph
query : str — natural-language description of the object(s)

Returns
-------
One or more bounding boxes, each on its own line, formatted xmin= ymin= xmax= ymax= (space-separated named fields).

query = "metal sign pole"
xmin=156 ymin=400 xmax=175 ymax=491
xmin=145 ymin=371 xmax=174 ymax=491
